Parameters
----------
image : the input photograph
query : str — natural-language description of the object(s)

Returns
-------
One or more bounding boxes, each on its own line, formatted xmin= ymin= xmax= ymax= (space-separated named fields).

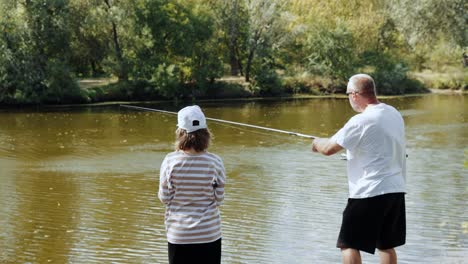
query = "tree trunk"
xmin=245 ymin=48 xmax=255 ymax=82
xmin=229 ymin=50 xmax=240 ymax=76
xmin=111 ymin=21 xmax=127 ymax=80
xmin=90 ymin=60 xmax=97 ymax=77
xmin=245 ymin=29 xmax=261 ymax=82
xmin=104 ymin=0 xmax=128 ymax=81
xmin=228 ymin=0 xmax=240 ymax=76
xmin=236 ymin=48 xmax=244 ymax=76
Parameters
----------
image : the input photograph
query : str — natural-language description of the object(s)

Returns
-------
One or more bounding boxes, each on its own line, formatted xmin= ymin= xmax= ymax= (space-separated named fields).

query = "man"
xmin=312 ymin=74 xmax=406 ymax=264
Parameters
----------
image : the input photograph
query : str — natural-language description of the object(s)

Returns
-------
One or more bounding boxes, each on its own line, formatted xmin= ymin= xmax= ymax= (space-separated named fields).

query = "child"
xmin=158 ymin=105 xmax=226 ymax=264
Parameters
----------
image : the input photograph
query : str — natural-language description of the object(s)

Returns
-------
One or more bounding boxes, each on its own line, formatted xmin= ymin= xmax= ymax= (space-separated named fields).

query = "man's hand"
xmin=312 ymin=137 xmax=344 ymax=156
xmin=311 ymin=138 xmax=320 ymax=152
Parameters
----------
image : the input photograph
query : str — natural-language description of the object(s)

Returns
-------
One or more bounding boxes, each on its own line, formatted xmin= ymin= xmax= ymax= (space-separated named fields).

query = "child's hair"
xmin=175 ymin=128 xmax=212 ymax=152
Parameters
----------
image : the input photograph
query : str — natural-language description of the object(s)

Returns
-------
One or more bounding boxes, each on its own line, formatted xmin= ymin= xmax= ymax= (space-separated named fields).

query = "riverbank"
xmin=76 ymin=74 xmax=465 ymax=106
xmin=44 ymin=90 xmax=467 ymax=110
xmin=1 ymin=74 xmax=464 ymax=107
xmin=428 ymin=88 xmax=467 ymax=94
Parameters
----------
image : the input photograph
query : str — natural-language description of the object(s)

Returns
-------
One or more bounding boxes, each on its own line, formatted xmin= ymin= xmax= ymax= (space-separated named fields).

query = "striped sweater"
xmin=158 ymin=150 xmax=226 ymax=244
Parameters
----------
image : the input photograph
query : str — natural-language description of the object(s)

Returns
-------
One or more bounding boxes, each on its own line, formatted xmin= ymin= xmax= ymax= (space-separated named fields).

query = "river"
xmin=0 ymin=94 xmax=466 ymax=263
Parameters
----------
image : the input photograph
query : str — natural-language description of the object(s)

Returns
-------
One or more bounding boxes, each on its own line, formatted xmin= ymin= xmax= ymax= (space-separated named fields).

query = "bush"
xmin=43 ymin=61 xmax=89 ymax=104
xmin=282 ymin=76 xmax=321 ymax=95
xmin=360 ymin=51 xmax=425 ymax=95
xmin=373 ymin=63 xmax=408 ymax=95
xmin=398 ymin=78 xmax=426 ymax=94
xmin=152 ymin=64 xmax=184 ymax=99
xmin=252 ymin=66 xmax=283 ymax=96
xmin=430 ymin=79 xmax=465 ymax=90
xmin=204 ymin=81 xmax=251 ymax=99
xmin=90 ymin=80 xmax=163 ymax=102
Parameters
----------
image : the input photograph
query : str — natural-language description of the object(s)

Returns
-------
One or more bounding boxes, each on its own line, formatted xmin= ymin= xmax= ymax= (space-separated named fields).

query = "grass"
xmin=409 ymin=67 xmax=468 ymax=91
xmin=78 ymin=77 xmax=118 ymax=89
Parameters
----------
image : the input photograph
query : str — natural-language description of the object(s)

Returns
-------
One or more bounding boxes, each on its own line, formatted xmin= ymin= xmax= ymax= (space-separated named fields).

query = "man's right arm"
xmin=312 ymin=137 xmax=344 ymax=156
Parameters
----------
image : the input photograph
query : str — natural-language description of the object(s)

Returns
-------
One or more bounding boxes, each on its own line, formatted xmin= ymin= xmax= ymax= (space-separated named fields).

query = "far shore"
xmin=42 ymin=89 xmax=465 ymax=110
xmin=428 ymin=88 xmax=467 ymax=94
xmin=1 ymin=76 xmax=465 ymax=109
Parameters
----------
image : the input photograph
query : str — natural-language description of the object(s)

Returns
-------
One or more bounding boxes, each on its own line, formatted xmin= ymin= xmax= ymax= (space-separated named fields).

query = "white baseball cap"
xmin=177 ymin=105 xmax=207 ymax=133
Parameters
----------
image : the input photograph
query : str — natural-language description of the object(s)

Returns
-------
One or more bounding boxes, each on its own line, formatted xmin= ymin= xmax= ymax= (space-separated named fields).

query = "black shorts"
xmin=168 ymin=238 xmax=221 ymax=264
xmin=337 ymin=193 xmax=406 ymax=254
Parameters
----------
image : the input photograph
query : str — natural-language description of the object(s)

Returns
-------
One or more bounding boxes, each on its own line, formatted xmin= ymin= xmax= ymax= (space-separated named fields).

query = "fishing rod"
xmin=120 ymin=104 xmax=317 ymax=139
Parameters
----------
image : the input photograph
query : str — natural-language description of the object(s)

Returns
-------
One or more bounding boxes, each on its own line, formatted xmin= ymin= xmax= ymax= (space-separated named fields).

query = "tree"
xmin=243 ymin=0 xmax=288 ymax=82
xmin=133 ymin=0 xmax=222 ymax=97
xmin=387 ymin=0 xmax=467 ymax=48
xmin=306 ymin=24 xmax=358 ymax=83
xmin=68 ymin=0 xmax=109 ymax=77
xmin=101 ymin=0 xmax=130 ymax=81
xmin=0 ymin=0 xmax=83 ymax=104
xmin=214 ymin=0 xmax=247 ymax=76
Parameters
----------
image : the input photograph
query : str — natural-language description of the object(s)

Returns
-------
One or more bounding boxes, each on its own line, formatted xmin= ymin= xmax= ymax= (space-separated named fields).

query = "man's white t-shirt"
xmin=331 ymin=103 xmax=406 ymax=198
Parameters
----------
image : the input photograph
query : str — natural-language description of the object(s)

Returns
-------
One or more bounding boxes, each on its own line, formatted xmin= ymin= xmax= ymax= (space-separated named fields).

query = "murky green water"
xmin=0 ymin=94 xmax=466 ymax=263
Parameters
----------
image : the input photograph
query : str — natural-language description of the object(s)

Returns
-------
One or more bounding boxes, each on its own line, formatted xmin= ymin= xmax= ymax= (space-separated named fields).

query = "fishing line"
xmin=120 ymin=104 xmax=317 ymax=139
xmin=212 ymin=121 xmax=308 ymax=145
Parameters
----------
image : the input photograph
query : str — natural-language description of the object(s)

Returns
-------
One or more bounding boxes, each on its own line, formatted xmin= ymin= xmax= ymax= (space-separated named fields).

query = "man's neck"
xmin=363 ymin=100 xmax=380 ymax=111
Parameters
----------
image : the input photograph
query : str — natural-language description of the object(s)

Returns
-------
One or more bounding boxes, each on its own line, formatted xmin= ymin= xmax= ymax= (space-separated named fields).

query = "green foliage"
xmin=188 ymin=37 xmax=224 ymax=86
xmin=0 ymin=0 xmax=465 ymax=105
xmin=0 ymin=32 xmax=47 ymax=103
xmin=89 ymin=80 xmax=162 ymax=102
xmin=388 ymin=0 xmax=467 ymax=48
xmin=133 ymin=0 xmax=222 ymax=95
xmin=0 ymin=0 xmax=90 ymax=104
xmin=68 ymin=0 xmax=108 ymax=77
xmin=282 ymin=76 xmax=321 ymax=95
xmin=306 ymin=24 xmax=358 ymax=82
xmin=413 ymin=69 xmax=467 ymax=91
xmin=42 ymin=60 xmax=86 ymax=104
xmin=426 ymin=41 xmax=465 ymax=70
xmin=251 ymin=64 xmax=282 ymax=96
xmin=204 ymin=81 xmax=251 ymax=99
xmin=152 ymin=64 xmax=184 ymax=99
xmin=360 ymin=51 xmax=426 ymax=95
